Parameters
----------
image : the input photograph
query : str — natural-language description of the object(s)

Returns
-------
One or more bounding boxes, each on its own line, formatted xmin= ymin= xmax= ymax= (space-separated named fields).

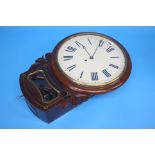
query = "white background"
xmin=0 ymin=0 xmax=155 ymax=154
xmin=0 ymin=0 xmax=154 ymax=26
xmin=0 ymin=130 xmax=155 ymax=155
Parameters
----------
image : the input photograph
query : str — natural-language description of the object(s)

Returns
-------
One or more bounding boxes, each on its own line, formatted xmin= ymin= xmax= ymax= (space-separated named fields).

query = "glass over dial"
xmin=57 ymin=33 xmax=126 ymax=86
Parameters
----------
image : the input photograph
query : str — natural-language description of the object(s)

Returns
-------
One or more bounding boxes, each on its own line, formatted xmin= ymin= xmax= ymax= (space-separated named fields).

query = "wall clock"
xmin=20 ymin=32 xmax=132 ymax=123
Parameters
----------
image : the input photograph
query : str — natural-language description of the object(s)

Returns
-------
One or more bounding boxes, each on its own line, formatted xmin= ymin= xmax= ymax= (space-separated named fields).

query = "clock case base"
xmin=20 ymin=53 xmax=92 ymax=123
xmin=25 ymin=98 xmax=78 ymax=123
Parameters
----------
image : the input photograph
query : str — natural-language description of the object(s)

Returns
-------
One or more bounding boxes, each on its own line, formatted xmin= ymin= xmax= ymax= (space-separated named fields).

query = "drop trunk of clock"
xmin=19 ymin=32 xmax=131 ymax=123
xmin=20 ymin=53 xmax=93 ymax=123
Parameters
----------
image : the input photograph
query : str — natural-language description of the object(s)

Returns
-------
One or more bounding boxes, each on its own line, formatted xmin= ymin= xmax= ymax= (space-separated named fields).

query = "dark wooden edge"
xmin=20 ymin=70 xmax=71 ymax=110
xmin=20 ymin=56 xmax=93 ymax=110
xmin=49 ymin=32 xmax=132 ymax=94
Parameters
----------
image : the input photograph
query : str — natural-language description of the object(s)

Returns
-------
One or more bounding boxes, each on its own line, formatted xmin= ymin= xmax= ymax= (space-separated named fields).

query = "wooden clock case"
xmin=20 ymin=32 xmax=132 ymax=123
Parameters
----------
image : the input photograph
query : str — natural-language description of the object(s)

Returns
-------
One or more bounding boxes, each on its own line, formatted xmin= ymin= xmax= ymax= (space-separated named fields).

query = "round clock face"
xmin=57 ymin=33 xmax=127 ymax=86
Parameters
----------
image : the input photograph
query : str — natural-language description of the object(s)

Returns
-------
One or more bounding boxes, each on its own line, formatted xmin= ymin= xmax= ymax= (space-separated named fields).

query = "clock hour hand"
xmin=75 ymin=41 xmax=92 ymax=58
xmin=82 ymin=46 xmax=92 ymax=58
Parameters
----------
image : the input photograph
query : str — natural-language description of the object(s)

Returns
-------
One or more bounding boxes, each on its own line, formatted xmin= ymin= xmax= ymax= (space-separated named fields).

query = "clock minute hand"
xmin=91 ymin=45 xmax=99 ymax=59
xmin=91 ymin=40 xmax=104 ymax=59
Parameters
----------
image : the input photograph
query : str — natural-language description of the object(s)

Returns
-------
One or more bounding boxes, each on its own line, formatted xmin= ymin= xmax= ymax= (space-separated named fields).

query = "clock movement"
xmin=20 ymin=32 xmax=132 ymax=123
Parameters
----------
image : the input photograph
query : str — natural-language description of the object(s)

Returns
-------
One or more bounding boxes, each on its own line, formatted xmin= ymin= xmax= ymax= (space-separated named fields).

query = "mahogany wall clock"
xmin=20 ymin=32 xmax=132 ymax=123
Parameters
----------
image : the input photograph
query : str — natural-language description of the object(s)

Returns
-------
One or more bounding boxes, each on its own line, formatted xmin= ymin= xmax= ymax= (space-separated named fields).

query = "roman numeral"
xmin=107 ymin=41 xmax=112 ymax=45
xmin=106 ymin=46 xmax=115 ymax=52
xmin=110 ymin=57 xmax=120 ymax=58
xmin=67 ymin=64 xmax=76 ymax=71
xmin=80 ymin=71 xmax=84 ymax=79
xmin=102 ymin=69 xmax=111 ymax=77
xmin=99 ymin=40 xmax=104 ymax=47
xmin=63 ymin=56 xmax=73 ymax=61
xmin=65 ymin=46 xmax=77 ymax=52
xmin=109 ymin=64 xmax=119 ymax=69
xmin=88 ymin=39 xmax=92 ymax=45
xmin=91 ymin=72 xmax=98 ymax=81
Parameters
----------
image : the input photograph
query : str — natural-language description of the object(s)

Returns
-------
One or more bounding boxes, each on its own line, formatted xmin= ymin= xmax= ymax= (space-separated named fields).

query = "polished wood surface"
xmin=20 ymin=32 xmax=132 ymax=123
xmin=49 ymin=32 xmax=132 ymax=94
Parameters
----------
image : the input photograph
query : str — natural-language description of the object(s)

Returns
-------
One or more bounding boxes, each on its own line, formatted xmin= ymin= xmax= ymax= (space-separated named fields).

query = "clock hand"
xmin=82 ymin=46 xmax=92 ymax=58
xmin=76 ymin=41 xmax=92 ymax=58
xmin=91 ymin=40 xmax=104 ymax=59
xmin=91 ymin=45 xmax=99 ymax=59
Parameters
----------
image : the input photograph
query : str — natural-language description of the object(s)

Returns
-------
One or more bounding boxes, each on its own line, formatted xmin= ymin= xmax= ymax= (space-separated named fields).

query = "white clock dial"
xmin=57 ymin=33 xmax=126 ymax=86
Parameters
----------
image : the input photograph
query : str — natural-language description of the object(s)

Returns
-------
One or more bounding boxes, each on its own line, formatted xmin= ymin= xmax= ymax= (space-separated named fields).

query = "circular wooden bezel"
xmin=49 ymin=32 xmax=132 ymax=94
